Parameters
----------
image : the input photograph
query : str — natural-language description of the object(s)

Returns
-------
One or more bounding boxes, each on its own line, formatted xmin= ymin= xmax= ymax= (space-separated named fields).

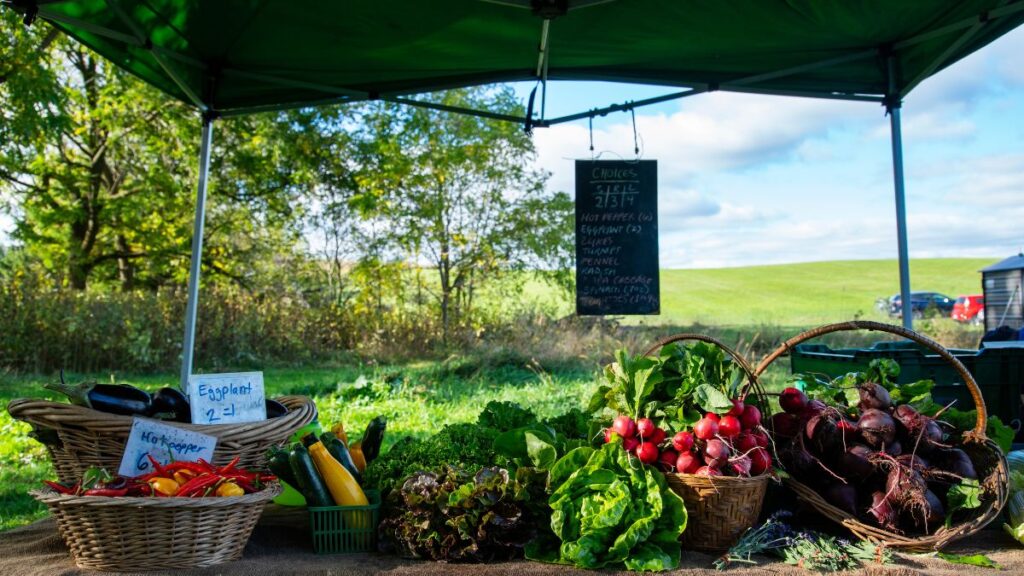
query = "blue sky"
xmin=512 ymin=26 xmax=1024 ymax=269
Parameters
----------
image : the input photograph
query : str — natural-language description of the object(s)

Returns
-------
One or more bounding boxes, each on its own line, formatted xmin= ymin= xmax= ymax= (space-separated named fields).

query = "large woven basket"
xmin=642 ymin=333 xmax=771 ymax=552
xmin=8 ymin=395 xmax=316 ymax=483
xmin=755 ymin=320 xmax=1009 ymax=552
xmin=32 ymin=483 xmax=281 ymax=571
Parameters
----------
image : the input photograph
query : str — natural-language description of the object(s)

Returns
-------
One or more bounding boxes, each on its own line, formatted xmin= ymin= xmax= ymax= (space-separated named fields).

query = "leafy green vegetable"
xmin=946 ymin=478 xmax=984 ymax=527
xmin=529 ymin=441 xmax=687 ymax=571
xmin=477 ymin=400 xmax=538 ymax=432
xmin=589 ymin=349 xmax=665 ymax=419
xmin=937 ymin=552 xmax=1002 ymax=569
xmin=542 ymin=408 xmax=595 ymax=443
xmin=693 ymin=383 xmax=733 ymax=414
xmin=363 ymin=423 xmax=502 ymax=496
xmin=378 ymin=466 xmax=534 ymax=561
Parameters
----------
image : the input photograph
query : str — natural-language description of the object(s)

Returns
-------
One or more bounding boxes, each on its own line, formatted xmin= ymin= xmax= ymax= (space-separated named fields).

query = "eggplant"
xmin=266 ymin=399 xmax=288 ymax=419
xmin=45 ymin=378 xmax=152 ymax=416
xmin=152 ymin=387 xmax=191 ymax=422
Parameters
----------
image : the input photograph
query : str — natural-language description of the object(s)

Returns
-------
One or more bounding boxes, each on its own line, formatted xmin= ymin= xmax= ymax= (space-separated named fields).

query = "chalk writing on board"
xmin=118 ymin=417 xmax=217 ymax=477
xmin=187 ymin=372 xmax=266 ymax=425
xmin=575 ymin=160 xmax=659 ymax=315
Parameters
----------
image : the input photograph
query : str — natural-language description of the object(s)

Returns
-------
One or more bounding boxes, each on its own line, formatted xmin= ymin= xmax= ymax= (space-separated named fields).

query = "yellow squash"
xmin=348 ymin=441 xmax=367 ymax=473
xmin=307 ymin=439 xmax=368 ymax=506
xmin=331 ymin=423 xmax=349 ymax=446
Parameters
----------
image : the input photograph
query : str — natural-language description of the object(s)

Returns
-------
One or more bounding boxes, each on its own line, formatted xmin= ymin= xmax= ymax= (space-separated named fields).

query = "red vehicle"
xmin=951 ymin=294 xmax=984 ymax=324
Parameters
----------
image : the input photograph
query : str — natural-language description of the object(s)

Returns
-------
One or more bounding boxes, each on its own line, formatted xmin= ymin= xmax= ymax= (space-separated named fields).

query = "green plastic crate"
xmin=309 ymin=489 xmax=381 ymax=554
xmin=790 ymin=342 xmax=1023 ymax=438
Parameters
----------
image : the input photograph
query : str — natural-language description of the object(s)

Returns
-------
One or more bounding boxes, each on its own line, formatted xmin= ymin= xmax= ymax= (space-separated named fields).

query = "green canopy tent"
xmin=4 ymin=0 xmax=1024 ymax=387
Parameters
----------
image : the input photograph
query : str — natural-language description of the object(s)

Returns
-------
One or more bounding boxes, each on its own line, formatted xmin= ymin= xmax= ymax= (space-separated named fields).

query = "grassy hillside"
xmin=507 ymin=258 xmax=995 ymax=326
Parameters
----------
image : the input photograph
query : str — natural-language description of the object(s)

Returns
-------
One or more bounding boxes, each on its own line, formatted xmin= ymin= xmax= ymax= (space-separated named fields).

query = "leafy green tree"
xmin=349 ymin=88 xmax=574 ymax=343
xmin=1 ymin=13 xmax=312 ymax=291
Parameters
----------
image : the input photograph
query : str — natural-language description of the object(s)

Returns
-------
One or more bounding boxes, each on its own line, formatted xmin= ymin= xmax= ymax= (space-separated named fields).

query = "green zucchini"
xmin=320 ymin=432 xmax=362 ymax=484
xmin=361 ymin=416 xmax=387 ymax=463
xmin=287 ymin=442 xmax=332 ymax=507
xmin=267 ymin=447 xmax=299 ymax=488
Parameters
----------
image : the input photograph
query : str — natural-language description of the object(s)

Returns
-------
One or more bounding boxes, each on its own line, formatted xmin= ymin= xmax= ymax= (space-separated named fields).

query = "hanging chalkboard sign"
xmin=575 ymin=160 xmax=659 ymax=315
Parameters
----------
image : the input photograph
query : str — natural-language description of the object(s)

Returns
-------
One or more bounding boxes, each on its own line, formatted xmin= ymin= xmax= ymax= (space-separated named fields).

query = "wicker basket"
xmin=642 ymin=333 xmax=771 ymax=552
xmin=754 ymin=320 xmax=1009 ymax=552
xmin=32 ymin=483 xmax=281 ymax=571
xmin=8 ymin=395 xmax=316 ymax=483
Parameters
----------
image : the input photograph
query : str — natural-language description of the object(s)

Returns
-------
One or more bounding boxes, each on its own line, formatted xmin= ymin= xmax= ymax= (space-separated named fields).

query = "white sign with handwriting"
xmin=118 ymin=417 xmax=218 ymax=476
xmin=187 ymin=371 xmax=266 ymax=425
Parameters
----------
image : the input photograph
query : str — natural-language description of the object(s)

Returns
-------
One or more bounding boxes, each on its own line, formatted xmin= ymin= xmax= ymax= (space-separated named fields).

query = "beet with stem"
xmin=858 ymin=382 xmax=892 ymax=412
xmin=859 ymin=409 xmax=897 ymax=449
xmin=825 ymin=483 xmax=858 ymax=515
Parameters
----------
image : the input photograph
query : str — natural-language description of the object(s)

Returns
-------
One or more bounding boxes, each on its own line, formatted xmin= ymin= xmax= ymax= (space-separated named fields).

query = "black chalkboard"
xmin=575 ymin=160 xmax=659 ymax=315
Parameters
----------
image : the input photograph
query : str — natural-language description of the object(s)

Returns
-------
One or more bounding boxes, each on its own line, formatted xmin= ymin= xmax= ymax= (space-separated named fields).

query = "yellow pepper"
xmin=349 ymin=441 xmax=367 ymax=473
xmin=331 ymin=423 xmax=349 ymax=446
xmin=148 ymin=477 xmax=180 ymax=497
xmin=172 ymin=470 xmax=195 ymax=485
xmin=216 ymin=482 xmax=245 ymax=497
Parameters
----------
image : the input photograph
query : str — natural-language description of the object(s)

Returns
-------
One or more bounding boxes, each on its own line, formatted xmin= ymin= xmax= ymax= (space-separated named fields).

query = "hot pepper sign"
xmin=187 ymin=372 xmax=267 ymax=425
xmin=118 ymin=417 xmax=217 ymax=477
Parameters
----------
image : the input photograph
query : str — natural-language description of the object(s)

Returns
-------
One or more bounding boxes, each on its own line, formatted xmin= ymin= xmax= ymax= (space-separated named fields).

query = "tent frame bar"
xmin=180 ymin=116 xmax=214 ymax=389
xmin=886 ymin=56 xmax=913 ymax=330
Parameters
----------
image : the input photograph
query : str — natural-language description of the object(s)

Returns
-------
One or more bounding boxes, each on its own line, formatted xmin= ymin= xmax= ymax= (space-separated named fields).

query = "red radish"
xmin=603 ymin=428 xmax=618 ymax=443
xmin=705 ymin=412 xmax=721 ymax=423
xmin=736 ymin=433 xmax=759 ymax=453
xmin=635 ymin=441 xmax=659 ymax=464
xmin=750 ymin=447 xmax=772 ymax=475
xmin=636 ymin=418 xmax=656 ymax=439
xmin=728 ymin=398 xmax=745 ymax=417
xmin=779 ymin=387 xmax=808 ymax=414
xmin=694 ymin=417 xmax=719 ymax=440
xmin=752 ymin=431 xmax=769 ymax=448
xmin=658 ymin=449 xmax=679 ymax=471
xmin=770 ymin=413 xmax=799 ymax=438
xmin=730 ymin=454 xmax=752 ymax=476
xmin=695 ymin=466 xmax=722 ymax=476
xmin=612 ymin=415 xmax=637 ymax=439
xmin=649 ymin=427 xmax=666 ymax=445
xmin=623 ymin=436 xmax=640 ymax=452
xmin=740 ymin=405 xmax=761 ymax=429
xmin=676 ymin=451 xmax=701 ymax=474
xmin=704 ymin=438 xmax=731 ymax=467
xmin=672 ymin=431 xmax=694 ymax=453
xmin=719 ymin=415 xmax=742 ymax=438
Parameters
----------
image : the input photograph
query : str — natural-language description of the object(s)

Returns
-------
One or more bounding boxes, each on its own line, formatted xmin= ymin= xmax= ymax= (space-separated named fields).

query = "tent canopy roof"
xmin=982 ymin=254 xmax=1024 ymax=273
xmin=6 ymin=1 xmax=1024 ymax=120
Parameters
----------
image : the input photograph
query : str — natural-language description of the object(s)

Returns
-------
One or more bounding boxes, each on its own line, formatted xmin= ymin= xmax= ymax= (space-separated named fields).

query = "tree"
xmin=349 ymin=87 xmax=574 ymax=343
xmin=1 ymin=13 xmax=312 ymax=291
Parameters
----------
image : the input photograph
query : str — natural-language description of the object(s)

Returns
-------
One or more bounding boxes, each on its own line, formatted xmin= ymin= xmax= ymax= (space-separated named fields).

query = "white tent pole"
xmin=180 ymin=115 xmax=215 ymax=389
xmin=887 ymin=100 xmax=913 ymax=330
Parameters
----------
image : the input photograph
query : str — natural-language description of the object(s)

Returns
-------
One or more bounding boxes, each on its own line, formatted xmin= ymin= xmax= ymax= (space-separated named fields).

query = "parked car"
xmin=951 ymin=294 xmax=985 ymax=324
xmin=888 ymin=291 xmax=956 ymax=319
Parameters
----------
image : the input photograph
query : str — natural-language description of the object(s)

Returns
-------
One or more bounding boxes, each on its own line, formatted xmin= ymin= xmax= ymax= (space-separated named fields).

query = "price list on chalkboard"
xmin=575 ymin=160 xmax=659 ymax=315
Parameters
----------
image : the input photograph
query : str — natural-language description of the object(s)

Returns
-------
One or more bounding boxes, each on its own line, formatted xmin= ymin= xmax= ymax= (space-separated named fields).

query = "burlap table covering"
xmin=2 ymin=505 xmax=1022 ymax=576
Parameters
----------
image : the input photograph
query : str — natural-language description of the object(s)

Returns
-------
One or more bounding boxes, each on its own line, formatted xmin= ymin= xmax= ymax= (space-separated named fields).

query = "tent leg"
xmin=179 ymin=116 xmax=215 ymax=389
xmin=888 ymin=103 xmax=913 ymax=330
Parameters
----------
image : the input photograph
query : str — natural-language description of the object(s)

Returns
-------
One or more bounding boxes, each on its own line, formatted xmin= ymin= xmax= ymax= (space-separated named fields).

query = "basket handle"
xmin=752 ymin=320 xmax=987 ymax=441
xmin=641 ymin=333 xmax=765 ymax=402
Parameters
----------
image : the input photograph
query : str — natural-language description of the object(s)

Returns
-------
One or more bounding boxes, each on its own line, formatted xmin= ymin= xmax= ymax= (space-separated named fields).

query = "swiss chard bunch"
xmin=588 ymin=342 xmax=745 ymax=432
xmin=377 ymin=466 xmax=534 ymax=562
xmin=527 ymin=440 xmax=688 ymax=571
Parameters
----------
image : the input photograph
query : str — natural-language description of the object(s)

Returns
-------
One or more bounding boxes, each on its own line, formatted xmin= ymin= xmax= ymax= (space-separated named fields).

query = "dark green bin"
xmin=309 ymin=489 xmax=381 ymax=554
xmin=790 ymin=342 xmax=1023 ymax=437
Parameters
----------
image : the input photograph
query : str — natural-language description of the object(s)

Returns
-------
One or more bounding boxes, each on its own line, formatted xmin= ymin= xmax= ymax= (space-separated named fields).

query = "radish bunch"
xmin=604 ymin=398 xmax=773 ymax=478
xmin=769 ymin=383 xmax=981 ymax=534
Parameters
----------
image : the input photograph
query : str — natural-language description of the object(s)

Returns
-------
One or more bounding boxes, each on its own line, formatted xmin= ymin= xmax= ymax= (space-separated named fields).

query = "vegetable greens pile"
xmin=378 ymin=466 xmax=534 ymax=562
xmin=526 ymin=440 xmax=687 ymax=571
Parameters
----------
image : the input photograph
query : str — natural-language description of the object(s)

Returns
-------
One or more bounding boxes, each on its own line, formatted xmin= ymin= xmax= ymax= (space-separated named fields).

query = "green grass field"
xmin=0 ymin=258 xmax=996 ymax=531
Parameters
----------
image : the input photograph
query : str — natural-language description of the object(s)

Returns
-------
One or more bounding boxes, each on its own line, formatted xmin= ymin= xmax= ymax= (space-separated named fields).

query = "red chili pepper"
xmin=146 ymin=454 xmax=168 ymax=476
xmin=219 ymin=455 xmax=241 ymax=475
xmin=259 ymin=474 xmax=277 ymax=483
xmin=44 ymin=480 xmax=78 ymax=495
xmin=163 ymin=461 xmax=210 ymax=475
xmin=177 ymin=474 xmax=221 ymax=497
xmin=83 ymin=487 xmax=129 ymax=497
xmin=126 ymin=482 xmax=152 ymax=497
xmin=195 ymin=458 xmax=216 ymax=473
